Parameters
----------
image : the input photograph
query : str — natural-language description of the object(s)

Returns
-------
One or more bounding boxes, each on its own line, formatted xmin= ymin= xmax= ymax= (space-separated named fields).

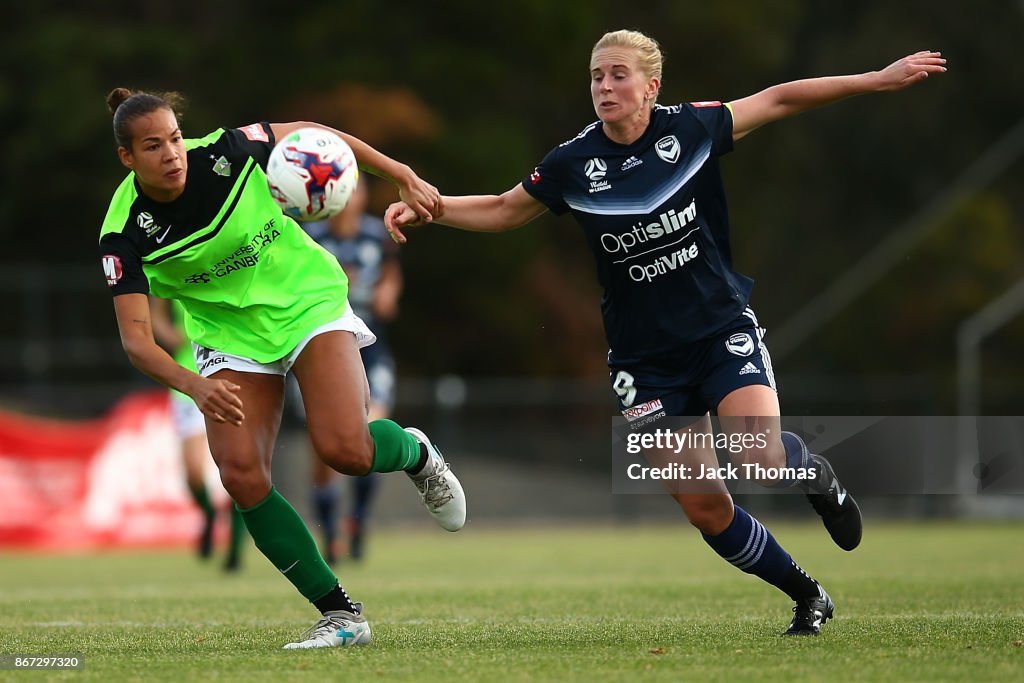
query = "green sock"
xmin=368 ymin=419 xmax=421 ymax=473
xmin=238 ymin=487 xmax=337 ymax=602
xmin=188 ymin=483 xmax=215 ymax=518
xmin=228 ymin=505 xmax=247 ymax=558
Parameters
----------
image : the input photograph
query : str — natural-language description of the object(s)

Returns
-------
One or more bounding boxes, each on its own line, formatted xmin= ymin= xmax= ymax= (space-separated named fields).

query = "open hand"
xmin=876 ymin=51 xmax=947 ymax=91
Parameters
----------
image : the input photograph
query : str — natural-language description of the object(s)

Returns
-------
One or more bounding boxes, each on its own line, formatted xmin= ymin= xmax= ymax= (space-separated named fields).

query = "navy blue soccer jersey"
xmin=522 ymin=103 xmax=754 ymax=364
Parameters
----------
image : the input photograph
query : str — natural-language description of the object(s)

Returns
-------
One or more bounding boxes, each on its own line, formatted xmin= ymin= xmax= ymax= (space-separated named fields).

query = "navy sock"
xmin=312 ymin=484 xmax=339 ymax=545
xmin=702 ymin=505 xmax=818 ymax=600
xmin=775 ymin=431 xmax=812 ymax=488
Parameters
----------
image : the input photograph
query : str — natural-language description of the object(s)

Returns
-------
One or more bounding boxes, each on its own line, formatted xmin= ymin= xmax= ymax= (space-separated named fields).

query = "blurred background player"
xmin=292 ymin=178 xmax=401 ymax=565
xmin=149 ymin=297 xmax=247 ymax=571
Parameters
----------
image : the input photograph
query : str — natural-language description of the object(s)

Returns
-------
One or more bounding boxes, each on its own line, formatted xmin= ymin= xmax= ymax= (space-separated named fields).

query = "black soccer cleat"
xmin=783 ymin=587 xmax=835 ymax=636
xmin=804 ymin=453 xmax=862 ymax=551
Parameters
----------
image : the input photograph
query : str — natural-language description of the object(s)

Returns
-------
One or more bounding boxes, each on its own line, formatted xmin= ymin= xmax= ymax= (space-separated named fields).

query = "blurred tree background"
xmin=2 ymin=0 xmax=1023 ymax=414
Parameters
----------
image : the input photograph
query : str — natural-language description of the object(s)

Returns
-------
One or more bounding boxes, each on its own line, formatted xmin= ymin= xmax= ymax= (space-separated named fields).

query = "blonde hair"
xmin=591 ymin=30 xmax=663 ymax=106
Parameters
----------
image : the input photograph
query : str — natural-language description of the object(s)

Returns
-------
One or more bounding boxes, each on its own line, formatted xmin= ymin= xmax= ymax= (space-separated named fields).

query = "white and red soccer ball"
xmin=266 ymin=127 xmax=359 ymax=222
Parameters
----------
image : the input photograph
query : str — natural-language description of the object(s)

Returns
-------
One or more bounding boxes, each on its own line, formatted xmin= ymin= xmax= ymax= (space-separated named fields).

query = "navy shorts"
xmin=609 ymin=307 xmax=776 ymax=425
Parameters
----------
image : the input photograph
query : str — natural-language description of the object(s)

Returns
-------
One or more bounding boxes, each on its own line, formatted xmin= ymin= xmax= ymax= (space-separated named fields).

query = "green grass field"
xmin=1 ymin=522 xmax=1022 ymax=682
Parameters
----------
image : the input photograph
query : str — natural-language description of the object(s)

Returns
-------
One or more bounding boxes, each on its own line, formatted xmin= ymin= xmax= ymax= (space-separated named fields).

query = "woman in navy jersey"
xmin=386 ymin=30 xmax=945 ymax=635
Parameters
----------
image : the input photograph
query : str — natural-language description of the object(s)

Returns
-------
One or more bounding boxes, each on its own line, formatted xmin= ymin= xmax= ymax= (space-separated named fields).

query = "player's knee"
xmin=313 ymin=432 xmax=374 ymax=476
xmin=681 ymin=495 xmax=734 ymax=535
xmin=217 ymin=461 xmax=270 ymax=507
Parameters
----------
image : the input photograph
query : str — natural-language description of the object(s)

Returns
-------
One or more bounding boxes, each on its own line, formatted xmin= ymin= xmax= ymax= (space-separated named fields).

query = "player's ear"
xmin=646 ymin=78 xmax=660 ymax=102
xmin=117 ymin=146 xmax=134 ymax=170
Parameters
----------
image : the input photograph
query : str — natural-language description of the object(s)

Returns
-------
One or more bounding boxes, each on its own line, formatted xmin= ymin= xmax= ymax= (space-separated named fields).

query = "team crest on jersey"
xmin=136 ymin=211 xmax=161 ymax=237
xmin=584 ymin=158 xmax=612 ymax=193
xmin=725 ymin=333 xmax=755 ymax=357
xmin=655 ymin=135 xmax=681 ymax=164
xmin=136 ymin=211 xmax=170 ymax=241
xmin=211 ymin=155 xmax=232 ymax=177
xmin=584 ymin=158 xmax=607 ymax=181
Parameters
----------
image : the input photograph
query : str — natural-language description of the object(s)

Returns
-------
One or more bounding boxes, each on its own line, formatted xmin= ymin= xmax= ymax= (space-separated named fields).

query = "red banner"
xmin=0 ymin=391 xmax=226 ymax=550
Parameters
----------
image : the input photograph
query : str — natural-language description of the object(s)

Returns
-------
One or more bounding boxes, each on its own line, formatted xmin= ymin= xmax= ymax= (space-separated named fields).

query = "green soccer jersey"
xmin=99 ymin=123 xmax=349 ymax=363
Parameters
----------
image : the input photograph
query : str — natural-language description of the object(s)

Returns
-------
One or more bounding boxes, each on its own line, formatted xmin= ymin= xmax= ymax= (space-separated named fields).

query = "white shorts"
xmin=192 ymin=306 xmax=376 ymax=378
xmin=171 ymin=391 xmax=207 ymax=438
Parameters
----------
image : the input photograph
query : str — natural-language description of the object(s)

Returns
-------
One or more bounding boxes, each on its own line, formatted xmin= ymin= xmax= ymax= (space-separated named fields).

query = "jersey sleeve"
xmin=226 ymin=122 xmax=276 ymax=169
xmin=685 ymin=102 xmax=734 ymax=156
xmin=521 ymin=145 xmax=570 ymax=215
xmin=99 ymin=232 xmax=149 ymax=296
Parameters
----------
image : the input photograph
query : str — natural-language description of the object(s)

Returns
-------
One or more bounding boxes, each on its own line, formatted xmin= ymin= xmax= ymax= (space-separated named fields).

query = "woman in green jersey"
xmin=99 ymin=88 xmax=466 ymax=650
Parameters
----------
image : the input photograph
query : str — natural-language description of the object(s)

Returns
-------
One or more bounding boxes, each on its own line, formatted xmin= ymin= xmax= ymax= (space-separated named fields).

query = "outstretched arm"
xmin=729 ymin=51 xmax=947 ymax=141
xmin=270 ymin=121 xmax=443 ymax=222
xmin=384 ymin=184 xmax=547 ymax=243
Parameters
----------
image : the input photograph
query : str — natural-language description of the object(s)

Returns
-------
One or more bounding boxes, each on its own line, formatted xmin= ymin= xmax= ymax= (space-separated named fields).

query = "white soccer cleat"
xmin=282 ymin=606 xmax=372 ymax=650
xmin=404 ymin=427 xmax=467 ymax=532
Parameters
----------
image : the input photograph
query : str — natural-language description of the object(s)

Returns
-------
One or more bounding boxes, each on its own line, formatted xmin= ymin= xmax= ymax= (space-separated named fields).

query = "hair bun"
xmin=106 ymin=87 xmax=134 ymax=115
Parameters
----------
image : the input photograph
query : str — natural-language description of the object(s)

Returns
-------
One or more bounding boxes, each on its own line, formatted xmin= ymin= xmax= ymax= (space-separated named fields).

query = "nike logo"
xmin=155 ymin=225 xmax=172 ymax=243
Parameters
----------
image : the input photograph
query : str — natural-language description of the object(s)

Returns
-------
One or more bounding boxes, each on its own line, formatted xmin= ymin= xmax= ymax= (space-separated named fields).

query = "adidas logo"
xmin=739 ymin=362 xmax=760 ymax=375
xmin=621 ymin=155 xmax=643 ymax=171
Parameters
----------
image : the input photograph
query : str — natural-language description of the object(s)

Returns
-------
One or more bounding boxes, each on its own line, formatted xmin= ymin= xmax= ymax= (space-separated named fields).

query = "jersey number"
xmin=612 ymin=371 xmax=637 ymax=407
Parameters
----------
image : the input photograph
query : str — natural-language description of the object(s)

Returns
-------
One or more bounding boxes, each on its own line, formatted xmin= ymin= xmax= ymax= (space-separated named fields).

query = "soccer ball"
xmin=266 ymin=127 xmax=359 ymax=222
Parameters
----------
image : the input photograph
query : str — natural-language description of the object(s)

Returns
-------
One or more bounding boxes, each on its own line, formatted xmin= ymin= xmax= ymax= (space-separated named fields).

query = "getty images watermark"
xmin=624 ymin=428 xmax=817 ymax=484
xmin=612 ymin=416 xmax=1024 ymax=495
